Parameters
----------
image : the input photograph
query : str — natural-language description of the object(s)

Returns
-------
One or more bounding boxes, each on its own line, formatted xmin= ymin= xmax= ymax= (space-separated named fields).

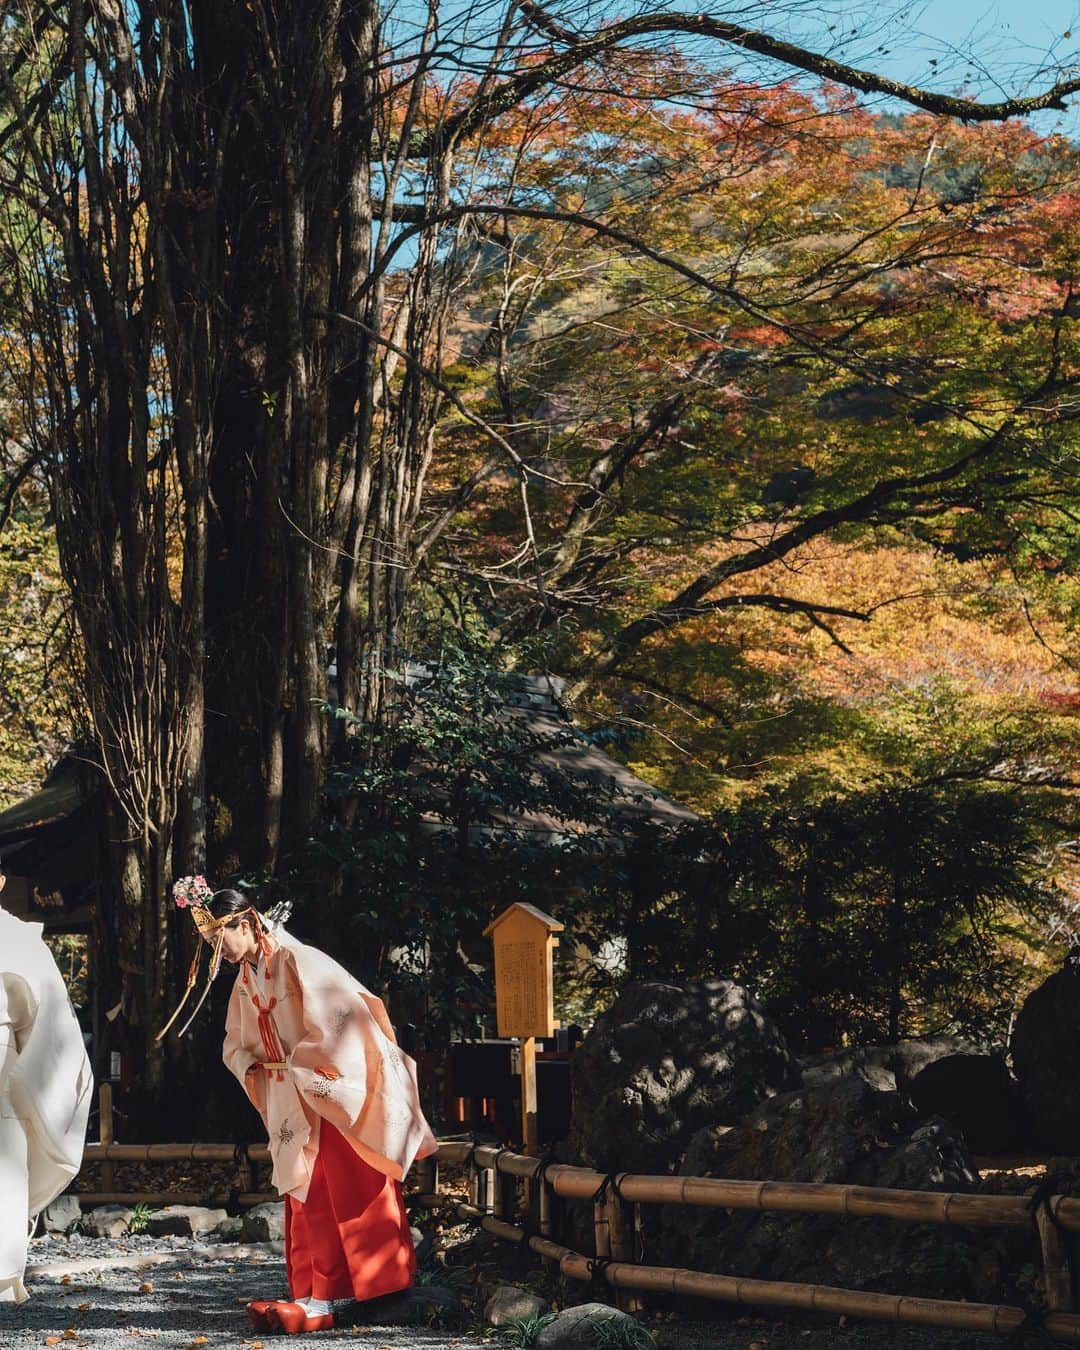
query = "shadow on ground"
xmin=2 ymin=1249 xmax=486 ymax=1349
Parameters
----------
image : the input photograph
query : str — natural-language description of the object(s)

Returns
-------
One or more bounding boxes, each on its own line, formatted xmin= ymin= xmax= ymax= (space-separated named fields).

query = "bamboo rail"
xmin=84 ymin=1143 xmax=272 ymax=1164
xmin=443 ymin=1196 xmax=1080 ymax=1341
xmin=455 ymin=1142 xmax=1080 ymax=1234
xmin=445 ymin=1141 xmax=1080 ymax=1338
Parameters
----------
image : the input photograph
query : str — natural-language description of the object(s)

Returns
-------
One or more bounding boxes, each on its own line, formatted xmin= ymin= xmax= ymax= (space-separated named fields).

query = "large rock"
xmin=657 ymin=1077 xmax=979 ymax=1299
xmin=145 ymin=1205 xmax=229 ymax=1238
xmin=569 ymin=980 xmax=799 ymax=1175
xmin=42 ymin=1194 xmax=81 ymax=1235
xmin=533 ymin=1303 xmax=655 ymax=1350
xmin=799 ymin=1037 xmax=973 ymax=1094
xmin=81 ymin=1205 xmax=132 ymax=1238
xmin=1011 ymin=964 xmax=1080 ymax=1151
xmin=908 ymin=1054 xmax=1024 ymax=1155
xmin=242 ymin=1201 xmax=286 ymax=1243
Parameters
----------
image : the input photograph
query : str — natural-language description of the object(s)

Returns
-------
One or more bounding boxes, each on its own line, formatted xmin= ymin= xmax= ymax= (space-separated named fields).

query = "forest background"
xmin=0 ymin=0 xmax=1076 ymax=1128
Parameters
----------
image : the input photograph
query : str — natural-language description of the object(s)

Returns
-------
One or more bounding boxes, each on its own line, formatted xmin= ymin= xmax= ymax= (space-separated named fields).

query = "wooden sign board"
xmin=483 ymin=902 xmax=563 ymax=1040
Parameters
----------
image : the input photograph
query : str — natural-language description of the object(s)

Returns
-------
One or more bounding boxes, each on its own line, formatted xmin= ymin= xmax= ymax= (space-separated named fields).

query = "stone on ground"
xmin=212 ymin=1214 xmax=245 ymax=1241
xmin=242 ymin=1201 xmax=286 ymax=1242
xmin=569 ymin=979 xmax=799 ymax=1175
xmin=80 ymin=1205 xmax=132 ymax=1238
xmin=533 ymin=1303 xmax=655 ymax=1350
xmin=145 ymin=1205 xmax=229 ymax=1238
xmin=484 ymin=1282 xmax=550 ymax=1326
xmin=42 ymin=1194 xmax=81 ymax=1235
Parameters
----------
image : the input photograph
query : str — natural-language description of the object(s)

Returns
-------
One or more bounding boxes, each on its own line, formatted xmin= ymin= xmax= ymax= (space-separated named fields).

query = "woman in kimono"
xmin=0 ymin=884 xmax=93 ymax=1304
xmin=162 ymin=883 xmax=436 ymax=1335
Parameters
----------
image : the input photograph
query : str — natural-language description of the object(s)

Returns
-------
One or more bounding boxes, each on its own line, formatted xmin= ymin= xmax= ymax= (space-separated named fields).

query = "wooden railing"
xmin=410 ymin=1141 xmax=1080 ymax=1343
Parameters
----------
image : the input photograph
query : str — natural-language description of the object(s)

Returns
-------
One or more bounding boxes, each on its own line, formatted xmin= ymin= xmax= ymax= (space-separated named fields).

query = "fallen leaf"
xmin=44 ymin=1339 xmax=62 ymax=1346
xmin=138 ymin=1282 xmax=154 ymax=1294
xmin=77 ymin=1303 xmax=91 ymax=1312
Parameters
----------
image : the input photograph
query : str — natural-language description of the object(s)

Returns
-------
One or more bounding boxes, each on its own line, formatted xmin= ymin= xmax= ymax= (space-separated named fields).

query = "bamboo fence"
xmin=78 ymin=1089 xmax=276 ymax=1207
xmin=410 ymin=1141 xmax=1080 ymax=1342
xmin=79 ymin=1088 xmax=1080 ymax=1341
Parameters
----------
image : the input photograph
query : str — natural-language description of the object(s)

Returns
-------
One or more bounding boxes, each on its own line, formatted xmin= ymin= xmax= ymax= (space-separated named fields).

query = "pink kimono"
xmin=222 ymin=922 xmax=437 ymax=1201
xmin=222 ymin=922 xmax=437 ymax=1305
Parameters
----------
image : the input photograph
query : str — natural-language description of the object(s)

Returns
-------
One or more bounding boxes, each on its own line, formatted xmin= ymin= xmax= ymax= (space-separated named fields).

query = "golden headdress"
xmin=156 ymin=876 xmax=261 ymax=1041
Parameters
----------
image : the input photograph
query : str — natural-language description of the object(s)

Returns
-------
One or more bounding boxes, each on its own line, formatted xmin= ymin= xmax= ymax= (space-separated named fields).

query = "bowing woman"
xmin=160 ymin=879 xmax=437 ymax=1335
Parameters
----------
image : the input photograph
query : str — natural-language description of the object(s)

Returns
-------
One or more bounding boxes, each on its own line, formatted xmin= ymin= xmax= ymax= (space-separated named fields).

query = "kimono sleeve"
xmin=286 ymin=948 xmax=373 ymax=1135
xmin=0 ymin=971 xmax=30 ymax=1094
xmin=222 ymin=977 xmax=267 ymax=1119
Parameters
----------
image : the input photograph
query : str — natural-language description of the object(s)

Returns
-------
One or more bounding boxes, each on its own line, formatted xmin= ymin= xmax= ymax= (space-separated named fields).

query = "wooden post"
xmin=593 ymin=1189 xmax=612 ymax=1280
xmin=484 ymin=903 xmax=562 ymax=1202
xmin=238 ymin=1143 xmax=254 ymax=1197
xmin=479 ymin=1163 xmax=496 ymax=1216
xmin=495 ymin=1158 xmax=518 ymax=1224
xmin=520 ymin=1036 xmax=539 ymax=1156
xmin=606 ymin=1185 xmax=644 ymax=1314
xmin=537 ymin=1167 xmax=553 ymax=1237
xmin=1038 ymin=1200 xmax=1074 ymax=1312
xmin=98 ymin=1083 xmax=114 ymax=1194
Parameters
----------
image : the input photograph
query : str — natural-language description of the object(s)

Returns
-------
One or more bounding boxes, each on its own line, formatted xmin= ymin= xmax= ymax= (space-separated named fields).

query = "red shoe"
xmin=247 ymin=1300 xmax=279 ymax=1330
xmin=266 ymin=1302 xmax=336 ymax=1334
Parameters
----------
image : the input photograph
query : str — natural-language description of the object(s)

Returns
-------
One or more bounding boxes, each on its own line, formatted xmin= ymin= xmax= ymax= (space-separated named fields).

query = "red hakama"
xmin=284 ymin=1120 xmax=416 ymax=1303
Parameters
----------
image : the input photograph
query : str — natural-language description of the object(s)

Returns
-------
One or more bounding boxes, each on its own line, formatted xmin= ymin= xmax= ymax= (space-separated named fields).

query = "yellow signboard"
xmin=483 ymin=902 xmax=563 ymax=1039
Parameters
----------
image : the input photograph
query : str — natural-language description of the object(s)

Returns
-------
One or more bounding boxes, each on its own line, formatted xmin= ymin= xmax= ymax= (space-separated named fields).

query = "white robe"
xmin=0 ymin=907 xmax=93 ymax=1304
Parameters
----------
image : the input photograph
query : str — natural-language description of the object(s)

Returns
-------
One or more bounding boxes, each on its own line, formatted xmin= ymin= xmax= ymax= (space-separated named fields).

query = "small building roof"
xmin=483 ymin=901 xmax=565 ymax=937
xmin=406 ymin=668 xmax=698 ymax=841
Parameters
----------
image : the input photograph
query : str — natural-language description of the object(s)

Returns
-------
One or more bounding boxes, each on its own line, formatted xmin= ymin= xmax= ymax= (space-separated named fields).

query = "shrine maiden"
xmin=161 ymin=879 xmax=436 ymax=1335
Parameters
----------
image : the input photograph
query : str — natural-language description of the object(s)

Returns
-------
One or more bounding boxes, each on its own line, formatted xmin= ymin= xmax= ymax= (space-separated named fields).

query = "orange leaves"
xmin=727 ymin=325 xmax=790 ymax=348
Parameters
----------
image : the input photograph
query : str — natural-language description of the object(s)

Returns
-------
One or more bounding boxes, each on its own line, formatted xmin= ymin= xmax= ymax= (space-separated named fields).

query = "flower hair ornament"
xmin=156 ymin=876 xmax=263 ymax=1041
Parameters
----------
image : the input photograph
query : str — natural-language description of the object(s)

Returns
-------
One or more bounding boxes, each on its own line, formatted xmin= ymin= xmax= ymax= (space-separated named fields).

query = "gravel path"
xmin=3 ymin=1235 xmax=491 ymax=1349
xmin=4 ymin=1234 xmax=1015 ymax=1350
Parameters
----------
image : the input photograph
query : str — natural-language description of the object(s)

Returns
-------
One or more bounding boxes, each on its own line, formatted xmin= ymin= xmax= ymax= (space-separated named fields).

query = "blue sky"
xmin=708 ymin=0 xmax=1080 ymax=135
xmin=853 ymin=0 xmax=1080 ymax=132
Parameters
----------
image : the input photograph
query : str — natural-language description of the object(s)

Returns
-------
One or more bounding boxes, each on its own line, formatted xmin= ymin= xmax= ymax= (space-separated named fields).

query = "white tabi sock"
xmin=299 ymin=1297 xmax=333 ymax=1315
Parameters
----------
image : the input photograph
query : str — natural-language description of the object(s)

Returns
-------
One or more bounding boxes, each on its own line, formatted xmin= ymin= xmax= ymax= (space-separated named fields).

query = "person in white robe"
xmin=0 ymin=880 xmax=93 ymax=1304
